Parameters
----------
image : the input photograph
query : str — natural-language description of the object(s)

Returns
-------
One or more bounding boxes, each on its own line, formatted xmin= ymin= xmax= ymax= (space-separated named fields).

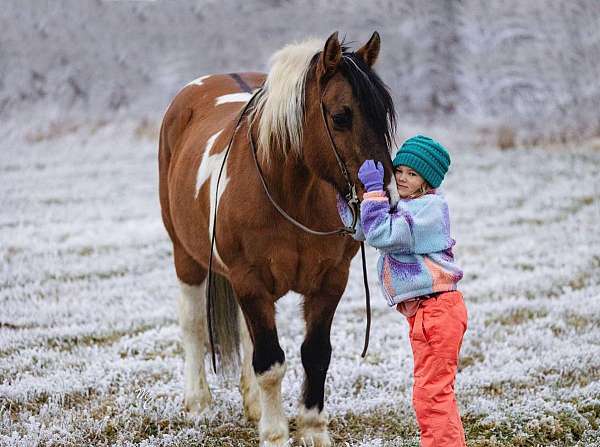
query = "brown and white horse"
xmin=159 ymin=32 xmax=398 ymax=446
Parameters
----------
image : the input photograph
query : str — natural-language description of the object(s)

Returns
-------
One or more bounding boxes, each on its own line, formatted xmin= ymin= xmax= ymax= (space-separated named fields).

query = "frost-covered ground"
xmin=1 ymin=120 xmax=600 ymax=446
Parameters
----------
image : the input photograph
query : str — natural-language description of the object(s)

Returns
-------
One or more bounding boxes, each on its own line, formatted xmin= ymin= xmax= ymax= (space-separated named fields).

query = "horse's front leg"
xmin=238 ymin=306 xmax=261 ymax=422
xmin=237 ymin=291 xmax=288 ymax=446
xmin=297 ymin=290 xmax=343 ymax=447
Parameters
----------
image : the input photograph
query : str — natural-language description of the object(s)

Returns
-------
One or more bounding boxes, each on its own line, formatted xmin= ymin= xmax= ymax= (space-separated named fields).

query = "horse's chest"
xmin=264 ymin=241 xmax=347 ymax=295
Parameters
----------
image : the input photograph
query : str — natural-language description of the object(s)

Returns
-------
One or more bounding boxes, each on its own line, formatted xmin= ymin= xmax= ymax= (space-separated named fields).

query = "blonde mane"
xmin=248 ymin=38 xmax=323 ymax=163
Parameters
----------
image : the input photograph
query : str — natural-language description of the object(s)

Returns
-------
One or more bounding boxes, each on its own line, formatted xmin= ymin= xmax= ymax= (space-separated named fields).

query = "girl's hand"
xmin=358 ymin=160 xmax=384 ymax=192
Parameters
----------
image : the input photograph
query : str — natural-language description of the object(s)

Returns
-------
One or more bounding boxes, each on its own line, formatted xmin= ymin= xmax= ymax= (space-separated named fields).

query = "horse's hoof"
xmin=296 ymin=406 xmax=331 ymax=447
xmin=259 ymin=435 xmax=290 ymax=447
xmin=184 ymin=390 xmax=212 ymax=415
xmin=297 ymin=431 xmax=332 ymax=447
xmin=259 ymin=418 xmax=289 ymax=447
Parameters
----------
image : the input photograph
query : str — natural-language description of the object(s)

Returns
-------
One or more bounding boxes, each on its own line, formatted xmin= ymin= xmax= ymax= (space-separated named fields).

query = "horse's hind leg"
xmin=239 ymin=307 xmax=261 ymax=422
xmin=174 ymin=245 xmax=211 ymax=414
xmin=297 ymin=286 xmax=344 ymax=447
xmin=235 ymin=286 xmax=288 ymax=446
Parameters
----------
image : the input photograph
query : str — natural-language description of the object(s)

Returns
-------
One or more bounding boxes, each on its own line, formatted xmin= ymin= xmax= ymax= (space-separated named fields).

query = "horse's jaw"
xmin=386 ymin=178 xmax=400 ymax=208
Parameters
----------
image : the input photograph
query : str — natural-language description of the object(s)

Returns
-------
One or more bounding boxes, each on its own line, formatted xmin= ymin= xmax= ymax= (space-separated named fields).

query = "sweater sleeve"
xmin=336 ymin=192 xmax=365 ymax=241
xmin=360 ymin=191 xmax=454 ymax=254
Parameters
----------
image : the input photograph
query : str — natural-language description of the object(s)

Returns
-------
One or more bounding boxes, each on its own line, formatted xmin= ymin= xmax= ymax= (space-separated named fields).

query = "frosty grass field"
xmin=1 ymin=120 xmax=599 ymax=446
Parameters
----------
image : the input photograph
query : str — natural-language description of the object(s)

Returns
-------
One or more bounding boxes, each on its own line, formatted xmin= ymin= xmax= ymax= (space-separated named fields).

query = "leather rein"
xmin=206 ymin=78 xmax=373 ymax=373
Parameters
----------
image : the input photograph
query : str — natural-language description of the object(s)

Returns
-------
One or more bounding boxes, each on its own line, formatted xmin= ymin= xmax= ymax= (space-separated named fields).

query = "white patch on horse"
xmin=386 ymin=177 xmax=400 ymax=208
xmin=296 ymin=405 xmax=331 ymax=447
xmin=195 ymin=130 xmax=228 ymax=266
xmin=178 ymin=280 xmax=212 ymax=414
xmin=196 ymin=130 xmax=224 ymax=193
xmin=165 ymin=75 xmax=213 ymax=111
xmin=256 ymin=362 xmax=289 ymax=445
xmin=186 ymin=74 xmax=211 ymax=87
xmin=215 ymin=92 xmax=252 ymax=105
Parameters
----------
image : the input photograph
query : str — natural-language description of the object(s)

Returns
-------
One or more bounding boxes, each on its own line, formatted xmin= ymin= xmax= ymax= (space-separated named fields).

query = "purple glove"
xmin=358 ymin=160 xmax=384 ymax=192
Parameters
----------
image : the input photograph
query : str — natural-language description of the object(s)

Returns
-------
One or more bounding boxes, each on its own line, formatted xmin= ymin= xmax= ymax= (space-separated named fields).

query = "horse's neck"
xmin=246 ymin=115 xmax=333 ymax=216
xmin=260 ymin=153 xmax=328 ymax=214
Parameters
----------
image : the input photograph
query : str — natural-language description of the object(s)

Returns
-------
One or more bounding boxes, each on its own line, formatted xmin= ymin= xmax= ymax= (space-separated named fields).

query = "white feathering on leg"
xmin=296 ymin=405 xmax=331 ymax=447
xmin=178 ymin=280 xmax=212 ymax=414
xmin=256 ymin=362 xmax=289 ymax=446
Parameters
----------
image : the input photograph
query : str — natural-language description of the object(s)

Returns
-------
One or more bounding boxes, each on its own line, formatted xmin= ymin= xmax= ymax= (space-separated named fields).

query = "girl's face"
xmin=394 ymin=165 xmax=427 ymax=198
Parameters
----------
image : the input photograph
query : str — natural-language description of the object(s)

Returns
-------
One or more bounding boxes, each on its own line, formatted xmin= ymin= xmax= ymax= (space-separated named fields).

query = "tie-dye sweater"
xmin=337 ymin=190 xmax=463 ymax=306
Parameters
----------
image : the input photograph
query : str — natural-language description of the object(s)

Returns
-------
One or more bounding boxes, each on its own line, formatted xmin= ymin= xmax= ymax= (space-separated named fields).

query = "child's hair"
xmin=407 ymin=181 xmax=432 ymax=199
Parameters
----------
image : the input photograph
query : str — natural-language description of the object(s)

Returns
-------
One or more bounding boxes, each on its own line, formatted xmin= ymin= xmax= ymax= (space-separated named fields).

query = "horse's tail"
xmin=208 ymin=273 xmax=241 ymax=375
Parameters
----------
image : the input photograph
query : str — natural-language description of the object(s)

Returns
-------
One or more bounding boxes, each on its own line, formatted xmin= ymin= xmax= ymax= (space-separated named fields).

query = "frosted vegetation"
xmin=1 ymin=120 xmax=599 ymax=446
xmin=2 ymin=0 xmax=600 ymax=144
xmin=2 ymin=1 xmax=600 ymax=445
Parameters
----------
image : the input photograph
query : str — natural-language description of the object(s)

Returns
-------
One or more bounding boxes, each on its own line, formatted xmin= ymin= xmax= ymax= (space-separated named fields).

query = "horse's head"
xmin=304 ymin=31 xmax=399 ymax=206
xmin=248 ymin=32 xmax=398 ymax=206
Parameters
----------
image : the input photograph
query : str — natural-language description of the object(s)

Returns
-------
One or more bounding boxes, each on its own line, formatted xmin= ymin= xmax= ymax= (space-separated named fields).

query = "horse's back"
xmin=158 ymin=72 xmax=265 ymax=264
xmin=160 ymin=72 xmax=265 ymax=158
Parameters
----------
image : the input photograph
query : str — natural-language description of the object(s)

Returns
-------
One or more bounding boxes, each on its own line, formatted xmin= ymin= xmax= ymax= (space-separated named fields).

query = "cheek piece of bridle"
xmin=206 ymin=79 xmax=373 ymax=373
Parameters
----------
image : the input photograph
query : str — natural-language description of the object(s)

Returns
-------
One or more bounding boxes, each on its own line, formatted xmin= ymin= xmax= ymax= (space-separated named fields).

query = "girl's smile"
xmin=394 ymin=165 xmax=427 ymax=198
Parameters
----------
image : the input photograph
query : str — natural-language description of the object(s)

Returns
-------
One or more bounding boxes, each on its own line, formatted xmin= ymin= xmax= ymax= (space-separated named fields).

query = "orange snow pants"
xmin=404 ymin=291 xmax=468 ymax=447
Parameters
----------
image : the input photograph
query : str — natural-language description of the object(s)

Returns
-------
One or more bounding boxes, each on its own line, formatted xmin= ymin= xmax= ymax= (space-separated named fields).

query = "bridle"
xmin=206 ymin=72 xmax=374 ymax=373
xmin=249 ymin=84 xmax=360 ymax=236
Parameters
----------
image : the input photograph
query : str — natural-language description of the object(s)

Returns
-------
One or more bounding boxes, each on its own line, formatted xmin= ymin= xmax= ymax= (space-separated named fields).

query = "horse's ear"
xmin=356 ymin=31 xmax=380 ymax=67
xmin=319 ymin=31 xmax=342 ymax=79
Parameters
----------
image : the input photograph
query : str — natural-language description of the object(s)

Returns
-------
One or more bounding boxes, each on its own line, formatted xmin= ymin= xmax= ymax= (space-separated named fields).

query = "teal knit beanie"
xmin=392 ymin=135 xmax=451 ymax=188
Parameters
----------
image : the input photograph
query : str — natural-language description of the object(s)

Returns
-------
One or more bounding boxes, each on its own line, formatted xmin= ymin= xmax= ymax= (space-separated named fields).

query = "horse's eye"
xmin=332 ymin=109 xmax=352 ymax=129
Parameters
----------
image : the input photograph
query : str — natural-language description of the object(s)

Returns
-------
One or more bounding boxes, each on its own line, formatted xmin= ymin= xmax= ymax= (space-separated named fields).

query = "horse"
xmin=158 ymin=31 xmax=399 ymax=446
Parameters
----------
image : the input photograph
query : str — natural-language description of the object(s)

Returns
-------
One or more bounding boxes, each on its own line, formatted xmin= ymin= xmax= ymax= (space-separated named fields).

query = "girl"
xmin=338 ymin=135 xmax=467 ymax=446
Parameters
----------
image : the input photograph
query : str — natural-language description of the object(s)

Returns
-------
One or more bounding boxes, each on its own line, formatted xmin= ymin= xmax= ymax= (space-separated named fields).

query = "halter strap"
xmin=249 ymin=133 xmax=357 ymax=236
xmin=319 ymin=102 xmax=360 ymax=225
